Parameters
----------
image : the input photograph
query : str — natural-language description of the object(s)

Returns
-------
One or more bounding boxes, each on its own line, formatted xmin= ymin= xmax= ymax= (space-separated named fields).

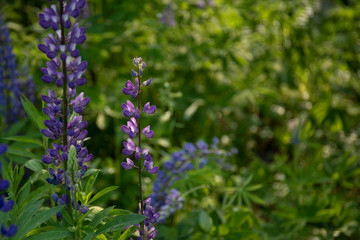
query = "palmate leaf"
xmin=90 ymin=206 xmax=115 ymax=228
xmin=20 ymin=185 xmax=52 ymax=209
xmin=7 ymin=146 xmax=42 ymax=161
xmin=20 ymin=94 xmax=45 ymax=130
xmin=4 ymin=136 xmax=44 ymax=147
xmin=24 ymin=159 xmax=44 ymax=172
xmin=118 ymin=226 xmax=138 ymax=240
xmin=95 ymin=214 xmax=146 ymax=236
xmin=14 ymin=205 xmax=65 ymax=240
xmin=85 ymin=170 xmax=100 ymax=195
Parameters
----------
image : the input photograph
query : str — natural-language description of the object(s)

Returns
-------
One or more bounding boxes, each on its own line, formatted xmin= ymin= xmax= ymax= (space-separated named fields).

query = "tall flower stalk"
xmin=0 ymin=11 xmax=35 ymax=125
xmin=38 ymin=0 xmax=91 ymax=225
xmin=121 ymin=57 xmax=160 ymax=239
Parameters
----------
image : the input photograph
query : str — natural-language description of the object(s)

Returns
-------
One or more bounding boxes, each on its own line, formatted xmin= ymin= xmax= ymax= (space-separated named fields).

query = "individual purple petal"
xmin=2 ymin=199 xmax=14 ymax=212
xmin=41 ymin=129 xmax=55 ymax=139
xmin=0 ymin=180 xmax=10 ymax=191
xmin=142 ymin=125 xmax=154 ymax=139
xmin=121 ymin=125 xmax=130 ymax=134
xmin=38 ymin=44 xmax=49 ymax=53
xmin=121 ymin=158 xmax=134 ymax=170
xmin=52 ymin=193 xmax=59 ymax=203
xmin=73 ymin=106 xmax=83 ymax=113
xmin=77 ymin=61 xmax=88 ymax=71
xmin=0 ymin=144 xmax=7 ymax=155
xmin=75 ymin=78 xmax=86 ymax=86
xmin=77 ymin=130 xmax=88 ymax=140
xmin=6 ymin=225 xmax=17 ymax=237
xmin=143 ymin=77 xmax=152 ymax=86
xmin=131 ymin=69 xmax=137 ymax=77
xmin=148 ymin=166 xmax=159 ymax=174
xmin=79 ymin=97 xmax=90 ymax=108
xmin=121 ymin=162 xmax=132 ymax=170
xmin=143 ymin=102 xmax=156 ymax=114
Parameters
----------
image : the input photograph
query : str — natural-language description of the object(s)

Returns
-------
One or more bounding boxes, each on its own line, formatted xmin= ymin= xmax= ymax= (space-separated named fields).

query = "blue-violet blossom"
xmin=38 ymin=0 xmax=92 ymax=212
xmin=121 ymin=57 xmax=160 ymax=239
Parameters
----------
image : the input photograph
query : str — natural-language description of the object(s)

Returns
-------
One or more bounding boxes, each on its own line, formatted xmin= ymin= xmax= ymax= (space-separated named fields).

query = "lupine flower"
xmin=121 ymin=117 xmax=138 ymax=138
xmin=39 ymin=0 xmax=92 ymax=217
xmin=143 ymin=102 xmax=156 ymax=114
xmin=158 ymin=4 xmax=176 ymax=27
xmin=122 ymin=100 xmax=136 ymax=118
xmin=0 ymin=144 xmax=7 ymax=156
xmin=121 ymin=158 xmax=134 ymax=170
xmin=150 ymin=139 xmax=237 ymax=222
xmin=1 ymin=224 xmax=17 ymax=237
xmin=121 ymin=58 xmax=159 ymax=238
xmin=197 ymin=0 xmax=215 ymax=8
xmin=142 ymin=126 xmax=154 ymax=139
xmin=0 ymin=12 xmax=35 ymax=124
xmin=129 ymin=198 xmax=159 ymax=240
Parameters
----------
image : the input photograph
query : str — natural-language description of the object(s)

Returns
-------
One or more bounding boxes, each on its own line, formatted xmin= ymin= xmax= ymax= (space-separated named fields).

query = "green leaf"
xmin=20 ymin=94 xmax=45 ymax=130
xmin=90 ymin=206 xmax=115 ymax=228
xmin=14 ymin=200 xmax=44 ymax=240
xmin=7 ymin=119 xmax=27 ymax=136
xmin=25 ymin=229 xmax=72 ymax=240
xmin=96 ymin=234 xmax=107 ymax=240
xmin=22 ymin=185 xmax=52 ymax=208
xmin=25 ymin=226 xmax=58 ymax=237
xmin=118 ymin=226 xmax=137 ymax=240
xmin=60 ymin=208 xmax=73 ymax=225
xmin=24 ymin=159 xmax=44 ymax=172
xmin=83 ymin=232 xmax=94 ymax=240
xmin=4 ymin=136 xmax=43 ymax=147
xmin=243 ymin=175 xmax=253 ymax=187
xmin=17 ymin=181 xmax=31 ymax=207
xmin=88 ymin=186 xmax=119 ymax=204
xmin=247 ymin=193 xmax=265 ymax=205
xmin=109 ymin=209 xmax=132 ymax=216
xmin=83 ymin=168 xmax=100 ymax=179
xmin=78 ymin=208 xmax=93 ymax=225
xmin=246 ymin=184 xmax=262 ymax=191
xmin=15 ymin=206 xmax=65 ymax=240
xmin=85 ymin=170 xmax=100 ymax=196
xmin=95 ymin=214 xmax=146 ymax=236
xmin=198 ymin=210 xmax=212 ymax=233
xmin=7 ymin=146 xmax=41 ymax=160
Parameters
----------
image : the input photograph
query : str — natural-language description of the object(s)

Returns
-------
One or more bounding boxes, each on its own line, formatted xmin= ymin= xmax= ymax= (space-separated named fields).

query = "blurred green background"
xmin=2 ymin=0 xmax=360 ymax=239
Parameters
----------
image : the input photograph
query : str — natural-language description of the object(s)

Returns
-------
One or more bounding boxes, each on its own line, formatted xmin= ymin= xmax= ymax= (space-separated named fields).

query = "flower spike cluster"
xmin=0 ymin=145 xmax=17 ymax=238
xmin=150 ymin=138 xmax=237 ymax=222
xmin=0 ymin=12 xmax=35 ymax=125
xmin=121 ymin=57 xmax=158 ymax=175
xmin=38 ymin=0 xmax=92 ymax=210
xmin=121 ymin=57 xmax=160 ymax=239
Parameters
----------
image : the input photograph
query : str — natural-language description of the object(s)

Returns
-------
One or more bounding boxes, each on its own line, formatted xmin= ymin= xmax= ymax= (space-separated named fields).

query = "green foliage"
xmin=2 ymin=0 xmax=360 ymax=239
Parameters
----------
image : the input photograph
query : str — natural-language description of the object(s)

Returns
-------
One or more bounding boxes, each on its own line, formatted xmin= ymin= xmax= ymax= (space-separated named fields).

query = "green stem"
xmin=136 ymin=64 xmax=145 ymax=238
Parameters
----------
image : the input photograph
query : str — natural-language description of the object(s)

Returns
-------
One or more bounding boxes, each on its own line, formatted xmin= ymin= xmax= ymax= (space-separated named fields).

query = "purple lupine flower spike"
xmin=1 ymin=12 xmax=34 ymax=124
xmin=149 ymin=139 xmax=237 ymax=222
xmin=121 ymin=58 xmax=159 ymax=239
xmin=39 ymin=0 xmax=92 ymax=215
